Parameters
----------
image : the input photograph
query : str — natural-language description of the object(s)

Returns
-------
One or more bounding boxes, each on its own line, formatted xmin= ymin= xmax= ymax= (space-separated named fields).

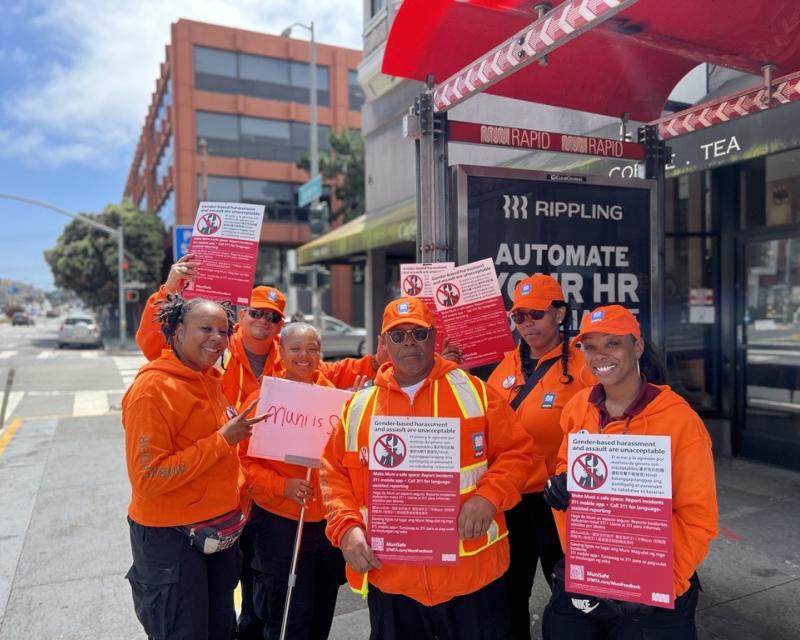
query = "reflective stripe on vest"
xmin=344 ymin=386 xmax=379 ymax=452
xmin=460 ymin=460 xmax=488 ymax=494
xmin=445 ymin=370 xmax=485 ymax=418
xmin=458 ymin=518 xmax=506 ymax=557
xmin=221 ymin=350 xmax=244 ymax=410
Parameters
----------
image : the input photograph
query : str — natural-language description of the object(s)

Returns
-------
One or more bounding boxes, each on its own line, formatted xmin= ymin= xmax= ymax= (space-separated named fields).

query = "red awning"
xmin=382 ymin=0 xmax=800 ymax=122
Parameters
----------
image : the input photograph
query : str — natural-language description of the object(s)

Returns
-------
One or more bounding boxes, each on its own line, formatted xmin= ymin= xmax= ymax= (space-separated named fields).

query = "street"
xmin=1 ymin=319 xmax=799 ymax=639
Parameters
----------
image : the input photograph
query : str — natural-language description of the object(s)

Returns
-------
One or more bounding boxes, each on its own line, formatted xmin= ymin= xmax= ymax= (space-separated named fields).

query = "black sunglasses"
xmin=247 ymin=309 xmax=283 ymax=323
xmin=510 ymin=309 xmax=549 ymax=324
xmin=387 ymin=327 xmax=432 ymax=344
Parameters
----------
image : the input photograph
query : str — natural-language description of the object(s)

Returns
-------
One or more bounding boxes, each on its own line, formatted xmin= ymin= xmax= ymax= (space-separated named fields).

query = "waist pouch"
xmin=177 ymin=507 xmax=245 ymax=554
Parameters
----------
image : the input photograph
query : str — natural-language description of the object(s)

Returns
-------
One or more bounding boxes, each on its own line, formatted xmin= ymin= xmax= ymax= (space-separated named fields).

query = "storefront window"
xmin=665 ymin=173 xmax=714 ymax=233
xmin=743 ymin=149 xmax=800 ymax=227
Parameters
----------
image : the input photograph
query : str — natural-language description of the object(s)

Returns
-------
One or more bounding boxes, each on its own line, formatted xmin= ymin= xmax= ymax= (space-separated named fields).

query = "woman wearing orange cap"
xmin=487 ymin=274 xmax=593 ymax=639
xmin=239 ymin=322 xmax=347 ymax=640
xmin=541 ymin=304 xmax=718 ymax=639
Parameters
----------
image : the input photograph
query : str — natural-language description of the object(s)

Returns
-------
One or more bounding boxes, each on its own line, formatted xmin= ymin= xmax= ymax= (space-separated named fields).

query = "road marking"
xmin=0 ymin=417 xmax=22 ymax=457
xmin=0 ymin=391 xmax=24 ymax=424
xmin=28 ymin=389 xmax=125 ymax=397
xmin=80 ymin=351 xmax=100 ymax=359
xmin=73 ymin=391 xmax=110 ymax=416
xmin=0 ymin=350 xmax=18 ymax=359
xmin=36 ymin=350 xmax=56 ymax=359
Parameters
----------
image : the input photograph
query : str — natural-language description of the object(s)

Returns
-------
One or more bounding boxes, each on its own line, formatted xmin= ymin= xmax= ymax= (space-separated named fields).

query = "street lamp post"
xmin=281 ymin=21 xmax=324 ymax=332
xmin=0 ymin=193 xmax=127 ymax=349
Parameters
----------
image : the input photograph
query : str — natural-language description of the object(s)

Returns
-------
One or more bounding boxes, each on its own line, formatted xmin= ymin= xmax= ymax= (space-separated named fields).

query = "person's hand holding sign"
xmin=285 ymin=477 xmax=314 ymax=505
xmin=165 ymin=253 xmax=199 ymax=293
xmin=219 ymin=399 xmax=267 ymax=446
xmin=440 ymin=336 xmax=464 ymax=364
xmin=458 ymin=495 xmax=497 ymax=539
xmin=341 ymin=526 xmax=382 ymax=574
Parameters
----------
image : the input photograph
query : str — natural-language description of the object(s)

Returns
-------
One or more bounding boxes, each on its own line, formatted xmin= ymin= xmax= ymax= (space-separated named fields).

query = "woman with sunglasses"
xmin=239 ymin=322 xmax=347 ymax=640
xmin=541 ymin=304 xmax=717 ymax=639
xmin=487 ymin=274 xmax=594 ymax=640
xmin=122 ymin=294 xmax=267 ymax=640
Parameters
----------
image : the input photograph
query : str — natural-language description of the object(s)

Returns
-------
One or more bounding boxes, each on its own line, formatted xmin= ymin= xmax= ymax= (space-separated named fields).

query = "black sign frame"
xmin=453 ymin=165 xmax=661 ymax=346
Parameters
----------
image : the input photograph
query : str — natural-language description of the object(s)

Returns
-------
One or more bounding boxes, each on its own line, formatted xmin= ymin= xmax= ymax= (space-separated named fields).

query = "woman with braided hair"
xmin=122 ymin=294 xmax=267 ymax=640
xmin=487 ymin=274 xmax=594 ymax=640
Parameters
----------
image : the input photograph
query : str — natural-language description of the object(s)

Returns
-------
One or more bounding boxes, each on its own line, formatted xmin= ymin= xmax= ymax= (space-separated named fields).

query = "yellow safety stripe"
xmin=458 ymin=520 xmax=506 ymax=557
xmin=459 ymin=460 xmax=488 ymax=494
xmin=349 ymin=572 xmax=369 ymax=599
xmin=433 ymin=379 xmax=439 ymax=416
xmin=344 ymin=386 xmax=378 ymax=452
xmin=236 ymin=362 xmax=244 ymax=410
xmin=360 ymin=506 xmax=368 ymax=526
xmin=446 ymin=370 xmax=485 ymax=419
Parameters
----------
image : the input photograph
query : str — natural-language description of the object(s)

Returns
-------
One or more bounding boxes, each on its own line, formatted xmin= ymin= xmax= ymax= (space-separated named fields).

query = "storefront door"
xmin=739 ymin=235 xmax=800 ymax=469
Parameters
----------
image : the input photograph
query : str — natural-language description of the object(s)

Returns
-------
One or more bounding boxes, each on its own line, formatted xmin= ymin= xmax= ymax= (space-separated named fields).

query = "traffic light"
xmin=308 ymin=202 xmax=329 ymax=238
xmin=314 ymin=268 xmax=331 ymax=289
xmin=126 ymin=290 xmax=140 ymax=303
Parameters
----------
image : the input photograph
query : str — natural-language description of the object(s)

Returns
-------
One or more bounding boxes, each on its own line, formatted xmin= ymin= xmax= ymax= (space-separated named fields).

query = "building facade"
xmin=123 ymin=18 xmax=364 ymax=322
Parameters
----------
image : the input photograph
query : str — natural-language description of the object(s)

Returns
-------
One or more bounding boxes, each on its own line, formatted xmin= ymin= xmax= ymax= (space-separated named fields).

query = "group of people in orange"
xmin=122 ymin=253 xmax=717 ymax=640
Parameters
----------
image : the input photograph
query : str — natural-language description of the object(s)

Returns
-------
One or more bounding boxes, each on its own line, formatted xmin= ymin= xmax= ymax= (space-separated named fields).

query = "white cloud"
xmin=1 ymin=0 xmax=362 ymax=167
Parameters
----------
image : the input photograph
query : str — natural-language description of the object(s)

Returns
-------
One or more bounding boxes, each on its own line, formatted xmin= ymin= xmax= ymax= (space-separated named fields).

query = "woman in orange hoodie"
xmin=239 ymin=322 xmax=347 ymax=640
xmin=122 ymin=295 xmax=266 ymax=640
xmin=487 ymin=274 xmax=593 ymax=640
xmin=542 ymin=304 xmax=718 ymax=639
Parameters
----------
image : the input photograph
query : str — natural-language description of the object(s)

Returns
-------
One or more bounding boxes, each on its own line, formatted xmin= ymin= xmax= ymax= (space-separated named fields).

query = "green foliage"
xmin=44 ymin=200 xmax=166 ymax=310
xmin=297 ymin=129 xmax=365 ymax=223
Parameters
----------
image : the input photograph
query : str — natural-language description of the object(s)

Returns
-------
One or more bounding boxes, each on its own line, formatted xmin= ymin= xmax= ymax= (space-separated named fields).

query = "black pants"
xmin=542 ymin=563 xmax=701 ymax=640
xmin=237 ymin=515 xmax=265 ymax=640
xmin=367 ymin=576 xmax=513 ymax=640
xmin=505 ymin=491 xmax=564 ymax=640
xmin=250 ymin=506 xmax=345 ymax=640
xmin=126 ymin=518 xmax=241 ymax=640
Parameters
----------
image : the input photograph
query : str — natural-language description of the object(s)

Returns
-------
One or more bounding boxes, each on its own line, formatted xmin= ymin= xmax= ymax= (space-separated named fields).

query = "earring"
xmin=636 ymin=359 xmax=641 ymax=378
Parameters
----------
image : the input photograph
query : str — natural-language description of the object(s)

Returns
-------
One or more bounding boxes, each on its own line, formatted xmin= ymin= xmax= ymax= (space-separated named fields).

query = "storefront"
xmin=661 ymin=99 xmax=800 ymax=469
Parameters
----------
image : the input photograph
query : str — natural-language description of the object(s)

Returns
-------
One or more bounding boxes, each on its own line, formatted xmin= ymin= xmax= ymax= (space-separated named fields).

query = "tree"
xmin=297 ymin=129 xmax=365 ymax=223
xmin=44 ymin=199 xmax=166 ymax=310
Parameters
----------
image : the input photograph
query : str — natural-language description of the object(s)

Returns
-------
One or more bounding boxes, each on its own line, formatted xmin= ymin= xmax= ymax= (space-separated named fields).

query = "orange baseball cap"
xmin=511 ymin=274 xmax=565 ymax=311
xmin=381 ymin=297 xmax=434 ymax=333
xmin=249 ymin=286 xmax=286 ymax=315
xmin=574 ymin=305 xmax=641 ymax=343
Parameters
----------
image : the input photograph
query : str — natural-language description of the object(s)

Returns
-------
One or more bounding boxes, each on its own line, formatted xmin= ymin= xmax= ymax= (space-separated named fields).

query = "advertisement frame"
xmin=453 ymin=165 xmax=663 ymax=347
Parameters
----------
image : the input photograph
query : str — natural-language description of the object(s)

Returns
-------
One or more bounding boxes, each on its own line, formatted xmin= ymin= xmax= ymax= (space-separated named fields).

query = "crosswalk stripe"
xmin=80 ymin=351 xmax=99 ymax=359
xmin=0 ymin=350 xmax=18 ymax=360
xmin=36 ymin=350 xmax=56 ymax=359
xmin=73 ymin=391 xmax=110 ymax=416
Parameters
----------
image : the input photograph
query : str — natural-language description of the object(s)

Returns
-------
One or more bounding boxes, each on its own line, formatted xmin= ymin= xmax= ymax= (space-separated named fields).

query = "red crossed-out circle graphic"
xmin=403 ymin=274 xmax=424 ymax=296
xmin=571 ymin=452 xmax=608 ymax=491
xmin=373 ymin=433 xmax=407 ymax=468
xmin=436 ymin=282 xmax=461 ymax=307
xmin=196 ymin=212 xmax=222 ymax=235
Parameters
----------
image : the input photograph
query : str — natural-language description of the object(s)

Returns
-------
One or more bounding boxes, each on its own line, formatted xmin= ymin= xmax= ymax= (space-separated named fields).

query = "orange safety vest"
xmin=340 ymin=369 xmax=509 ymax=596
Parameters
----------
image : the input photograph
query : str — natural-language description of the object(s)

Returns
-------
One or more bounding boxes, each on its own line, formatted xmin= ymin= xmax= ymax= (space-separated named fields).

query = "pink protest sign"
xmin=566 ymin=433 xmax=674 ymax=609
xmin=430 ymin=258 xmax=515 ymax=369
xmin=368 ymin=416 xmax=460 ymax=565
xmin=247 ymin=377 xmax=352 ymax=467
xmin=184 ymin=201 xmax=265 ymax=305
xmin=399 ymin=263 xmax=453 ymax=353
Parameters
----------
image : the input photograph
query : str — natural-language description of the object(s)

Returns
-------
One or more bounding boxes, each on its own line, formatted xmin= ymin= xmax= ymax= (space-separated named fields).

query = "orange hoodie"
xmin=488 ymin=342 xmax=593 ymax=492
xmin=239 ymin=370 xmax=338 ymax=522
xmin=135 ymin=286 xmax=375 ymax=396
xmin=121 ymin=350 xmax=240 ymax=527
xmin=553 ymin=386 xmax=718 ymax=598
xmin=321 ymin=355 xmax=537 ymax=606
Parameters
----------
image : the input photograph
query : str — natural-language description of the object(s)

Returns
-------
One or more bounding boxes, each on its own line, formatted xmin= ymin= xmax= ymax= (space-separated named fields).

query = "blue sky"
xmin=0 ymin=0 xmax=361 ymax=291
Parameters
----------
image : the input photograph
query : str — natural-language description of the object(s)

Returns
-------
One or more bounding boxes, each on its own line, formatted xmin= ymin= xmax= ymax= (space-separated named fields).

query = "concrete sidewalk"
xmin=0 ymin=413 xmax=797 ymax=639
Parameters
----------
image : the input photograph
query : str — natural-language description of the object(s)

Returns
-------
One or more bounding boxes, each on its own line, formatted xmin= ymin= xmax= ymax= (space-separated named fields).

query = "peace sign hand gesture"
xmin=219 ymin=399 xmax=268 ymax=446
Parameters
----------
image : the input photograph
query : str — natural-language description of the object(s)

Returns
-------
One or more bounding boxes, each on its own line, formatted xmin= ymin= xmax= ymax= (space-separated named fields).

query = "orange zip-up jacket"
xmin=321 ymin=355 xmax=537 ymax=606
xmin=238 ymin=370 xmax=339 ymax=522
xmin=488 ymin=343 xmax=593 ymax=493
xmin=135 ymin=287 xmax=375 ymax=398
xmin=121 ymin=349 xmax=239 ymax=527
xmin=553 ymin=386 xmax=718 ymax=598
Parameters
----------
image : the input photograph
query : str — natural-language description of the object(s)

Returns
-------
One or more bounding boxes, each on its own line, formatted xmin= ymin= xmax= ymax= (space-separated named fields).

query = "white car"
xmin=57 ymin=313 xmax=102 ymax=348
xmin=302 ymin=314 xmax=367 ymax=358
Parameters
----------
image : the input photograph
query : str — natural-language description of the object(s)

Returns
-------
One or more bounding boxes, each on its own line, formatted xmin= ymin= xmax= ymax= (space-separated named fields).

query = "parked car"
xmin=57 ymin=313 xmax=102 ymax=348
xmin=11 ymin=312 xmax=34 ymax=326
xmin=301 ymin=314 xmax=367 ymax=358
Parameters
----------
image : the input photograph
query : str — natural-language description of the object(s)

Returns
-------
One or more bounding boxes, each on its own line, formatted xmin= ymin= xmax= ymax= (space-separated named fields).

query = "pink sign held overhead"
xmin=247 ymin=377 xmax=352 ymax=467
xmin=400 ymin=263 xmax=453 ymax=353
xmin=566 ymin=433 xmax=674 ymax=609
xmin=368 ymin=416 xmax=460 ymax=565
xmin=430 ymin=258 xmax=515 ymax=369
xmin=184 ymin=201 xmax=265 ymax=305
